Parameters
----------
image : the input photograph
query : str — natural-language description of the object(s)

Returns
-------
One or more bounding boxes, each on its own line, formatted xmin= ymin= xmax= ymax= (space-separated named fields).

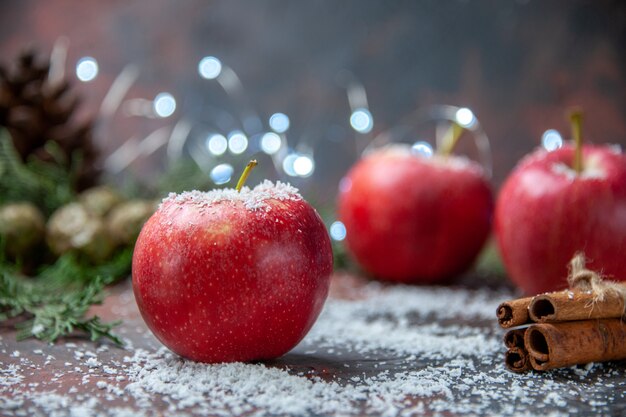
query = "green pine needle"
xmin=0 ymin=129 xmax=75 ymax=215
xmin=0 ymin=128 xmax=133 ymax=346
xmin=0 ymin=248 xmax=132 ymax=346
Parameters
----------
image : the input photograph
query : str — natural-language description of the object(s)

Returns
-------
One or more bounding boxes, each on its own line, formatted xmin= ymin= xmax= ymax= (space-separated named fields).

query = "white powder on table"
xmin=119 ymin=283 xmax=626 ymax=416
xmin=1 ymin=281 xmax=624 ymax=417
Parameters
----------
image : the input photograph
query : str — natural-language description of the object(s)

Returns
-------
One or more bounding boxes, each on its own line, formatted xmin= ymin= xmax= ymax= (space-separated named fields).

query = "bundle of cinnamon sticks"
xmin=497 ymin=255 xmax=626 ymax=372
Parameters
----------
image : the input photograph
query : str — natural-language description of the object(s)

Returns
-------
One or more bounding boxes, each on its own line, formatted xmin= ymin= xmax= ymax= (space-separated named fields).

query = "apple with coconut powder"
xmin=338 ymin=125 xmax=493 ymax=283
xmin=132 ymin=161 xmax=333 ymax=363
xmin=495 ymin=112 xmax=626 ymax=294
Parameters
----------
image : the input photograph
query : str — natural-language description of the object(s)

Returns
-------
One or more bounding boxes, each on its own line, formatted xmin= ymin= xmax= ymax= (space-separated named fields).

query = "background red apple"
xmin=338 ymin=146 xmax=493 ymax=283
xmin=132 ymin=180 xmax=333 ymax=363
xmin=495 ymin=143 xmax=626 ymax=295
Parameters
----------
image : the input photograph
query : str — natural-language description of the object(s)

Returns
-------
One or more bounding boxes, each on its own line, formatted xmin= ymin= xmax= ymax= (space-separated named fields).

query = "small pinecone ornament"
xmin=47 ymin=202 xmax=115 ymax=263
xmin=107 ymin=199 xmax=157 ymax=245
xmin=0 ymin=202 xmax=45 ymax=258
xmin=0 ymin=49 xmax=100 ymax=190
xmin=79 ymin=185 xmax=123 ymax=217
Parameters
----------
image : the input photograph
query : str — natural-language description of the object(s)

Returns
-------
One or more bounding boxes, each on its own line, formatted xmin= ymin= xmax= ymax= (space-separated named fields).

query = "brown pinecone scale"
xmin=0 ymin=48 xmax=100 ymax=190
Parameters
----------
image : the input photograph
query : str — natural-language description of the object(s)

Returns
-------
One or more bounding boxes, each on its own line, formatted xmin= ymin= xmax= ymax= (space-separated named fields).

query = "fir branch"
xmin=92 ymin=247 xmax=134 ymax=285
xmin=0 ymin=128 xmax=133 ymax=346
xmin=0 ymin=248 xmax=132 ymax=346
xmin=0 ymin=129 xmax=75 ymax=215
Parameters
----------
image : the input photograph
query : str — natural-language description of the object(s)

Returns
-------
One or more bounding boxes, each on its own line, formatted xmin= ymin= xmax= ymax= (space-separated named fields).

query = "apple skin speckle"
xmin=132 ymin=191 xmax=333 ymax=363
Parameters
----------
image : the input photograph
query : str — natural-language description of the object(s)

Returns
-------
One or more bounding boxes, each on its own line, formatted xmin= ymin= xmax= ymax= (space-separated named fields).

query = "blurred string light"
xmin=198 ymin=56 xmax=222 ymax=80
xmin=76 ymin=57 xmax=98 ymax=82
xmin=100 ymin=65 xmax=140 ymax=118
xmin=166 ymin=119 xmax=193 ymax=162
xmin=293 ymin=155 xmax=314 ymax=177
xmin=228 ymin=131 xmax=248 ymax=154
xmin=338 ymin=71 xmax=374 ymax=138
xmin=210 ymin=163 xmax=234 ymax=185
xmin=260 ymin=132 xmax=282 ymax=154
xmin=350 ymin=108 xmax=374 ymax=134
xmin=198 ymin=55 xmax=262 ymax=135
xmin=282 ymin=152 xmax=315 ymax=178
xmin=455 ymin=107 xmax=476 ymax=128
xmin=329 ymin=221 xmax=347 ymax=241
xmin=282 ymin=154 xmax=298 ymax=177
xmin=411 ymin=141 xmax=434 ymax=158
xmin=104 ymin=127 xmax=171 ymax=174
xmin=370 ymin=104 xmax=492 ymax=177
xmin=49 ymin=37 xmax=69 ymax=86
xmin=153 ymin=92 xmax=176 ymax=118
xmin=205 ymin=133 xmax=228 ymax=156
xmin=541 ymin=129 xmax=563 ymax=151
xmin=269 ymin=113 xmax=290 ymax=133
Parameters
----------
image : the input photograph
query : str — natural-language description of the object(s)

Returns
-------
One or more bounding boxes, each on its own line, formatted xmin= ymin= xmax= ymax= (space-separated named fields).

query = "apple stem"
xmin=438 ymin=122 xmax=465 ymax=156
xmin=235 ymin=160 xmax=258 ymax=192
xmin=570 ymin=109 xmax=584 ymax=174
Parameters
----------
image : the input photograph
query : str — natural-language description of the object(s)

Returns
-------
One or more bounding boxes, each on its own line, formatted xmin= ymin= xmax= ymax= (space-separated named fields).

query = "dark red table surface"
xmin=1 ymin=272 xmax=625 ymax=417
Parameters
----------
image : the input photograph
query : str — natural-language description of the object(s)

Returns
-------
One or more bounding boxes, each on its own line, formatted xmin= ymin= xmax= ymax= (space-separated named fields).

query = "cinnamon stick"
xmin=496 ymin=297 xmax=533 ymax=328
xmin=529 ymin=289 xmax=625 ymax=323
xmin=505 ymin=347 xmax=532 ymax=373
xmin=524 ymin=319 xmax=626 ymax=371
xmin=504 ymin=329 xmax=532 ymax=373
xmin=503 ymin=328 xmax=526 ymax=349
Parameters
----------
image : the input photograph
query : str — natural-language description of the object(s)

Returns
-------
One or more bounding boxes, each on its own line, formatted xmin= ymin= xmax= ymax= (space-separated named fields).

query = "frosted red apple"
xmin=338 ymin=146 xmax=493 ymax=283
xmin=132 ymin=181 xmax=333 ymax=363
xmin=495 ymin=144 xmax=626 ymax=295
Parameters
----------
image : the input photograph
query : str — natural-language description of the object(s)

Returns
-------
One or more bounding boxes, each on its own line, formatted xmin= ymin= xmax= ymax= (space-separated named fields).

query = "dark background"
xmin=1 ymin=0 xmax=625 ymax=197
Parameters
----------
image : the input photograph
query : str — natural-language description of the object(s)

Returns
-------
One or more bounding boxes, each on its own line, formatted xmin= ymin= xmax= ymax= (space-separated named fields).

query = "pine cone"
xmin=0 ymin=48 xmax=100 ymax=190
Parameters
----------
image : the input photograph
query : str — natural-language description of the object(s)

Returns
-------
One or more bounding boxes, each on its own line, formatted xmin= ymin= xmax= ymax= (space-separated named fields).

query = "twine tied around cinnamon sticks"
xmin=497 ymin=253 xmax=626 ymax=373
xmin=568 ymin=253 xmax=626 ymax=306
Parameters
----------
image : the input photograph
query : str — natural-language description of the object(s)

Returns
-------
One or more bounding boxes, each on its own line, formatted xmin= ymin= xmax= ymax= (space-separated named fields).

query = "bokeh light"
xmin=350 ymin=108 xmax=373 ymax=134
xmin=329 ymin=221 xmax=347 ymax=241
xmin=293 ymin=155 xmax=315 ymax=177
xmin=198 ymin=56 xmax=222 ymax=79
xmin=210 ymin=163 xmax=234 ymax=185
xmin=228 ymin=131 xmax=248 ymax=154
xmin=282 ymin=154 xmax=299 ymax=177
xmin=411 ymin=141 xmax=434 ymax=158
xmin=455 ymin=107 xmax=476 ymax=128
xmin=205 ymin=134 xmax=228 ymax=156
xmin=153 ymin=92 xmax=176 ymax=118
xmin=260 ymin=132 xmax=282 ymax=154
xmin=76 ymin=57 xmax=98 ymax=82
xmin=541 ymin=129 xmax=563 ymax=151
xmin=269 ymin=113 xmax=290 ymax=133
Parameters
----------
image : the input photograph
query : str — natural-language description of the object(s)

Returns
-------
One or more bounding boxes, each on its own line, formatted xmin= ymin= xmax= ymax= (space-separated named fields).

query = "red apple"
xmin=132 ymin=180 xmax=333 ymax=363
xmin=338 ymin=145 xmax=493 ymax=283
xmin=495 ymin=143 xmax=626 ymax=295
